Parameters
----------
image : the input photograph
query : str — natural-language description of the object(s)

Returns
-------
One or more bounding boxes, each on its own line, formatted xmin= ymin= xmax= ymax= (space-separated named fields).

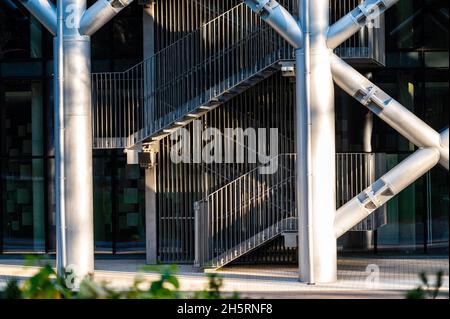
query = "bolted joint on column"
xmin=353 ymin=0 xmax=389 ymax=25
xmin=244 ymin=0 xmax=303 ymax=49
xmin=327 ymin=0 xmax=400 ymax=49
xmin=359 ymin=180 xmax=394 ymax=211
xmin=79 ymin=0 xmax=134 ymax=36
xmin=355 ymin=86 xmax=391 ymax=113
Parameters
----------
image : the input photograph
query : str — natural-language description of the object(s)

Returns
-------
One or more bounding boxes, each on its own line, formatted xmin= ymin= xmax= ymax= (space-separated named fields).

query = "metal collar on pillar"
xmin=298 ymin=0 xmax=338 ymax=284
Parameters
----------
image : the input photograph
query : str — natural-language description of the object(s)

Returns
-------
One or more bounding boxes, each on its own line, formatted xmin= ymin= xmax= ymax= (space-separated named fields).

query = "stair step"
xmin=199 ymin=105 xmax=215 ymax=110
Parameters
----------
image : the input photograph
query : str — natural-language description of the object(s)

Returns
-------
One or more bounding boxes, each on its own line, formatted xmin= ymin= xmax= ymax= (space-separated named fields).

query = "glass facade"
xmin=0 ymin=1 xmax=144 ymax=254
xmin=0 ymin=0 xmax=448 ymax=258
xmin=373 ymin=0 xmax=448 ymax=254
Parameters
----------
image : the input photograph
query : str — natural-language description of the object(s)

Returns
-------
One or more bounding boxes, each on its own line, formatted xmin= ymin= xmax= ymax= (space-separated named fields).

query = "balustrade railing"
xmin=195 ymin=152 xmax=386 ymax=268
xmin=92 ymin=2 xmax=294 ymax=149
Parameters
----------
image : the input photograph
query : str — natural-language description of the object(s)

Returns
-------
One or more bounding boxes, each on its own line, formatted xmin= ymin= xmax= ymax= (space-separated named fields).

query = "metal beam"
xmin=23 ymin=0 xmax=136 ymax=284
xmin=330 ymin=53 xmax=449 ymax=170
xmin=244 ymin=0 xmax=303 ymax=49
xmin=79 ymin=0 xmax=134 ymax=36
xmin=335 ymin=147 xmax=440 ymax=238
xmin=297 ymin=0 xmax=337 ymax=284
xmin=20 ymin=0 xmax=57 ymax=35
xmin=327 ymin=0 xmax=400 ymax=49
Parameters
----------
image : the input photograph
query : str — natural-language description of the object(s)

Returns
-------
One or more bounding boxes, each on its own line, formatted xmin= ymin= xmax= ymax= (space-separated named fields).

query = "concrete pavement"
xmin=0 ymin=255 xmax=448 ymax=299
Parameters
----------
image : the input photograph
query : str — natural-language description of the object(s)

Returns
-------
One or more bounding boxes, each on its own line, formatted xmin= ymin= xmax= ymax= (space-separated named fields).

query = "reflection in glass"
xmin=94 ymin=157 xmax=113 ymax=253
xmin=115 ymin=159 xmax=145 ymax=253
xmin=1 ymin=81 xmax=45 ymax=252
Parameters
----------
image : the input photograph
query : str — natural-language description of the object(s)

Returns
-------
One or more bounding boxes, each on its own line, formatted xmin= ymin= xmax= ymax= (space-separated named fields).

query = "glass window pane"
xmin=1 ymin=81 xmax=44 ymax=157
xmin=115 ymin=158 xmax=145 ymax=254
xmin=1 ymin=158 xmax=45 ymax=252
xmin=94 ymin=156 xmax=113 ymax=253
xmin=428 ymin=168 xmax=449 ymax=252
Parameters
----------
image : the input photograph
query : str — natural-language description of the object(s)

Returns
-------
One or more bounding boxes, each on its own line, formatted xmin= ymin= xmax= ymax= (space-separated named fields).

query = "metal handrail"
xmin=124 ymin=2 xmax=249 ymax=74
xmin=195 ymin=152 xmax=387 ymax=268
xmin=201 ymin=153 xmax=296 ymax=199
xmin=195 ymin=153 xmax=297 ymax=268
xmin=92 ymin=0 xmax=383 ymax=150
xmin=92 ymin=2 xmax=295 ymax=149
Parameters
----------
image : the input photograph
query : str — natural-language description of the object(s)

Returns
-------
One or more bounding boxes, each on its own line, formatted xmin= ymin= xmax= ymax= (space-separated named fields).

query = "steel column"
xmin=297 ymin=0 xmax=337 ymax=283
xmin=22 ymin=0 xmax=134 ymax=283
xmin=60 ymin=0 xmax=94 ymax=282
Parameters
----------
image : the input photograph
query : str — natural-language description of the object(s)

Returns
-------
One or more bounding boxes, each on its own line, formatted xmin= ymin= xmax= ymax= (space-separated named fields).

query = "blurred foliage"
xmin=406 ymin=271 xmax=444 ymax=299
xmin=0 ymin=256 xmax=238 ymax=299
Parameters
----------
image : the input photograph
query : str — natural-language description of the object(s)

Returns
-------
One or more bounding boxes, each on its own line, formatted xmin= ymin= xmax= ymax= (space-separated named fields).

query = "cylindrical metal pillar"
xmin=61 ymin=0 xmax=94 ymax=281
xmin=297 ymin=0 xmax=337 ymax=283
xmin=54 ymin=2 xmax=67 ymax=277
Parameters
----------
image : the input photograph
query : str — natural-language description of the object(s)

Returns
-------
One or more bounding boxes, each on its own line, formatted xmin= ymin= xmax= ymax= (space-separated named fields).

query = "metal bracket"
xmin=140 ymin=142 xmax=159 ymax=169
xmin=124 ymin=143 xmax=142 ymax=165
xmin=359 ymin=182 xmax=393 ymax=211
xmin=280 ymin=61 xmax=296 ymax=78
xmin=354 ymin=0 xmax=388 ymax=26
xmin=282 ymin=232 xmax=297 ymax=249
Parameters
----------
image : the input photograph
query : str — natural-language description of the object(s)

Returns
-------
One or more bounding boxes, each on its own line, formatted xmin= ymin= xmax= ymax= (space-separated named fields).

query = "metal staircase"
xmin=194 ymin=154 xmax=297 ymax=269
xmin=91 ymin=0 xmax=385 ymax=150
xmin=194 ymin=152 xmax=385 ymax=269
xmin=89 ymin=1 xmax=389 ymax=268
xmin=92 ymin=2 xmax=293 ymax=149
xmin=197 ymin=108 xmax=296 ymax=188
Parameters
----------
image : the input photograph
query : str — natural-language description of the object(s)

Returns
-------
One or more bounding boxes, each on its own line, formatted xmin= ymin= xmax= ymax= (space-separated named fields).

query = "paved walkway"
xmin=0 ymin=255 xmax=448 ymax=299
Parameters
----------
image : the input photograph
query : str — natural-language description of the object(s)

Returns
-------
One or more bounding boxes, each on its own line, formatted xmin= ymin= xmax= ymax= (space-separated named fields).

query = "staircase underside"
xmin=203 ymin=217 xmax=298 ymax=270
xmin=137 ymin=61 xmax=288 ymax=145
